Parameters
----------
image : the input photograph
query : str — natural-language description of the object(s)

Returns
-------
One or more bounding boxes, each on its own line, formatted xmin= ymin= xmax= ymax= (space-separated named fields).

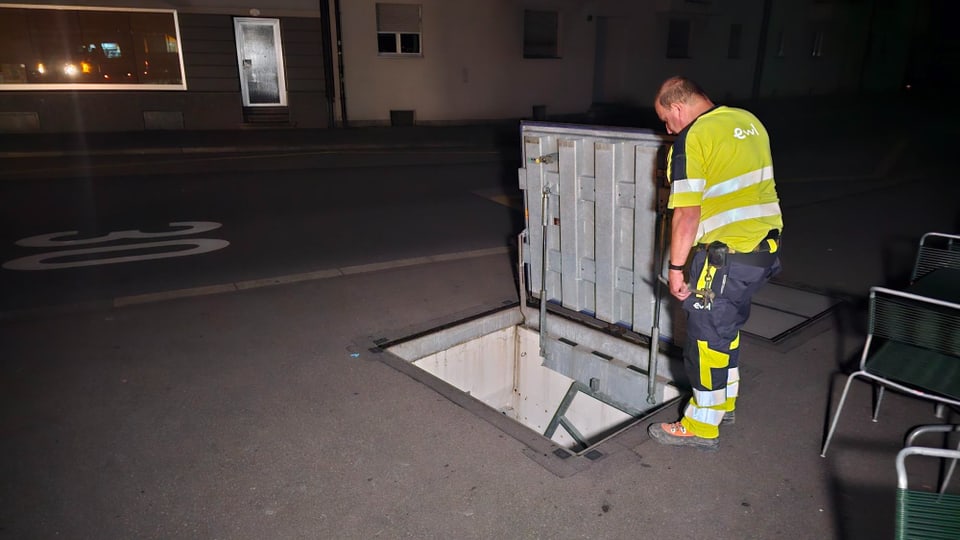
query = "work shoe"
xmin=648 ymin=421 xmax=719 ymax=452
xmin=721 ymin=411 xmax=735 ymax=425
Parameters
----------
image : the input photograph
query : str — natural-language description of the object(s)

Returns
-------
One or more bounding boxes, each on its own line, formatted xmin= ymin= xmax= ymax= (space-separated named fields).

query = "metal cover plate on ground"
xmin=742 ymin=283 xmax=841 ymax=342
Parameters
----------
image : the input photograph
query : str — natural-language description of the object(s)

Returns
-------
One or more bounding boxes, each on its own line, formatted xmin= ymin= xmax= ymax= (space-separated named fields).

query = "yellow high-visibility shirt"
xmin=667 ymin=106 xmax=783 ymax=253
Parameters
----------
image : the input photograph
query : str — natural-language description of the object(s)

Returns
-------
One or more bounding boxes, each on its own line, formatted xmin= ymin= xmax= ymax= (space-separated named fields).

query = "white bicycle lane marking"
xmin=3 ymin=221 xmax=229 ymax=271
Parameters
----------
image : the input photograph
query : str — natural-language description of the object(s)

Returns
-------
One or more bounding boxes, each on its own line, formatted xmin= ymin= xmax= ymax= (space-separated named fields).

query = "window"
xmin=376 ymin=3 xmax=421 ymax=56
xmin=728 ymin=24 xmax=742 ymax=59
xmin=0 ymin=5 xmax=185 ymax=90
xmin=811 ymin=29 xmax=824 ymax=57
xmin=523 ymin=10 xmax=559 ymax=59
xmin=666 ymin=19 xmax=691 ymax=59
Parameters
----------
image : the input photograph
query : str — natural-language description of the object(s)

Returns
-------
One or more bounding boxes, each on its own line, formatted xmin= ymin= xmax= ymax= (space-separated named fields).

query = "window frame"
xmin=0 ymin=3 xmax=187 ymax=91
xmin=376 ymin=3 xmax=422 ymax=57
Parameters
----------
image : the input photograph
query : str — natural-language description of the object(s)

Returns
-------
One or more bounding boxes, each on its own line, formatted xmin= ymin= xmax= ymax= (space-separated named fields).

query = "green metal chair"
xmin=906 ymin=424 xmax=960 ymax=495
xmin=910 ymin=232 xmax=960 ymax=283
xmin=895 ymin=445 xmax=960 ymax=540
xmin=820 ymin=286 xmax=960 ymax=457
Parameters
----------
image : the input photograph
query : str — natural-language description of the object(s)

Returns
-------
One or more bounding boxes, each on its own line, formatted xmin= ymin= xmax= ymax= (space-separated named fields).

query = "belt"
xmin=696 ymin=229 xmax=780 ymax=254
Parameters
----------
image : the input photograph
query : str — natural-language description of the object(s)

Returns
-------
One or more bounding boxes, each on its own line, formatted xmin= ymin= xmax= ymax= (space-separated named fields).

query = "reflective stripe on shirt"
xmin=698 ymin=201 xmax=782 ymax=238
xmin=702 ymin=166 xmax=774 ymax=200
xmin=671 ymin=178 xmax=707 ymax=195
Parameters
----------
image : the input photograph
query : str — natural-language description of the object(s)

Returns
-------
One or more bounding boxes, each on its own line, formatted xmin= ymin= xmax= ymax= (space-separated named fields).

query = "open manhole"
xmin=376 ymin=303 xmax=682 ymax=475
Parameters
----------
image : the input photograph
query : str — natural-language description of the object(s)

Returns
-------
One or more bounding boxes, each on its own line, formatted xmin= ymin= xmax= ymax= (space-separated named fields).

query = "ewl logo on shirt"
xmin=733 ymin=123 xmax=760 ymax=140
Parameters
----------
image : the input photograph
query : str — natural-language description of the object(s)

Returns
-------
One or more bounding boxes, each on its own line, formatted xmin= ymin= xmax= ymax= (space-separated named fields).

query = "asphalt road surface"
xmin=0 ymin=149 xmax=524 ymax=315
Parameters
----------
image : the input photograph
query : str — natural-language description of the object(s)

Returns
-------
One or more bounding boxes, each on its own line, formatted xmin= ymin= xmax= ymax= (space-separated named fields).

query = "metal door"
xmin=234 ymin=17 xmax=288 ymax=106
xmin=519 ymin=122 xmax=675 ymax=340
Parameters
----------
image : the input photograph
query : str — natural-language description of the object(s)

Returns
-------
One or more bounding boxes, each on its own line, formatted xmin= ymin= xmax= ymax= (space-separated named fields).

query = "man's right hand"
xmin=668 ymin=269 xmax=691 ymax=300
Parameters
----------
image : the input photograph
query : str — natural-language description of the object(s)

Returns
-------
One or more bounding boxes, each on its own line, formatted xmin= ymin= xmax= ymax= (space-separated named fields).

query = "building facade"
xmin=0 ymin=0 xmax=924 ymax=133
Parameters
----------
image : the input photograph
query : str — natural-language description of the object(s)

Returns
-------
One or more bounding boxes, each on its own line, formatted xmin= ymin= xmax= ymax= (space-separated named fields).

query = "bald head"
xmin=656 ymin=76 xmax=710 ymax=108
xmin=654 ymin=76 xmax=715 ymax=135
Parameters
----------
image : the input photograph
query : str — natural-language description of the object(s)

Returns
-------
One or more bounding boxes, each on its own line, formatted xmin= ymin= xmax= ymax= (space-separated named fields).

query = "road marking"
xmin=110 ymin=246 xmax=511 ymax=307
xmin=3 ymin=239 xmax=230 ymax=271
xmin=114 ymin=283 xmax=239 ymax=307
xmin=15 ymin=221 xmax=223 ymax=247
xmin=3 ymin=222 xmax=229 ymax=271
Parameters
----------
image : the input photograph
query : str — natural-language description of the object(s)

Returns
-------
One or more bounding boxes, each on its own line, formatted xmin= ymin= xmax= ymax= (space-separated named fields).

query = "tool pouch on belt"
xmin=706 ymin=241 xmax=729 ymax=268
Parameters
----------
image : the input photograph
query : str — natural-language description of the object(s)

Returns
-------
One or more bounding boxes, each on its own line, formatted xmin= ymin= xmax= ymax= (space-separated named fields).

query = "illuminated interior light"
xmin=37 ymin=63 xmax=46 ymax=74
xmin=63 ymin=64 xmax=78 ymax=76
xmin=81 ymin=62 xmax=92 ymax=74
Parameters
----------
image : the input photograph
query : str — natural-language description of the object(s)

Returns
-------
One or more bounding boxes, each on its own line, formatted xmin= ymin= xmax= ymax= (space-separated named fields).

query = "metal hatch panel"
xmin=518 ymin=121 xmax=676 ymax=343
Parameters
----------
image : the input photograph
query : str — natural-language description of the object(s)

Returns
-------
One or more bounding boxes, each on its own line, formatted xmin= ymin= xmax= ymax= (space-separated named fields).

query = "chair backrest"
xmin=912 ymin=232 xmax=960 ymax=283
xmin=869 ymin=288 xmax=960 ymax=358
xmin=895 ymin=446 xmax=960 ymax=540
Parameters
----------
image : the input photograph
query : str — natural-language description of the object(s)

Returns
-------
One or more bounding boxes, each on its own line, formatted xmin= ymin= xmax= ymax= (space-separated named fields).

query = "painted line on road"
xmin=109 ymin=246 xmax=511 ymax=308
xmin=114 ymin=283 xmax=239 ymax=307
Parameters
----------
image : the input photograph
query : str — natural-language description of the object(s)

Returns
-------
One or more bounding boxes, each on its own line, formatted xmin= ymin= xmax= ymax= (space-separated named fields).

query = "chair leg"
xmin=821 ymin=372 xmax=862 ymax=457
xmin=935 ymin=403 xmax=947 ymax=419
xmin=941 ymin=449 xmax=958 ymax=495
xmin=872 ymin=385 xmax=885 ymax=422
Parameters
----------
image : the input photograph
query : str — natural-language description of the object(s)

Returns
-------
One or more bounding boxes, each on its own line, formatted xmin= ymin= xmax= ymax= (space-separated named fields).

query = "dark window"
xmin=728 ymin=24 xmax=742 ymax=59
xmin=523 ymin=10 xmax=559 ymax=59
xmin=376 ymin=3 xmax=421 ymax=56
xmin=377 ymin=33 xmax=397 ymax=53
xmin=399 ymin=33 xmax=420 ymax=54
xmin=666 ymin=19 xmax=691 ymax=58
xmin=0 ymin=5 xmax=184 ymax=89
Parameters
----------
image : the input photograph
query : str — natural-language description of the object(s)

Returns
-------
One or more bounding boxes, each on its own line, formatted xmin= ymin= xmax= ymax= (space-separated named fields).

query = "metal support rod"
xmin=647 ymin=207 xmax=667 ymax=404
xmin=539 ymin=186 xmax=550 ymax=356
xmin=544 ymin=381 xmax=580 ymax=439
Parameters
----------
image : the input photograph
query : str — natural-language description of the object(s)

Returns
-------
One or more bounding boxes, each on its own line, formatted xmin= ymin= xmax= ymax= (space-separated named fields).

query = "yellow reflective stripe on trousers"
xmin=684 ymin=402 xmax=726 ymax=425
xmin=698 ymin=202 xmax=782 ymax=238
xmin=726 ymin=367 xmax=740 ymax=399
xmin=702 ymin=166 xmax=774 ymax=200
xmin=692 ymin=387 xmax=726 ymax=407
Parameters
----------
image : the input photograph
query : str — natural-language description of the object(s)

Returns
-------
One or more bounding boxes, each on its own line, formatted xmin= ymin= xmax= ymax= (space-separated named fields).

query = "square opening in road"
xmin=384 ymin=306 xmax=680 ymax=454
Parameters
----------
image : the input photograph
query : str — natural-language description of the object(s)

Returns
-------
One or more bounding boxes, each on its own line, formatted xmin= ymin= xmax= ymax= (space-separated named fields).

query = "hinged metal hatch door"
xmin=518 ymin=122 xmax=676 ymax=343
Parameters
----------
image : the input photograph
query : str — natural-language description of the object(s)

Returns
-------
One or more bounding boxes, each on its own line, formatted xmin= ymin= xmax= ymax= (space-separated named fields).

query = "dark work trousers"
xmin=678 ymin=247 xmax=782 ymax=438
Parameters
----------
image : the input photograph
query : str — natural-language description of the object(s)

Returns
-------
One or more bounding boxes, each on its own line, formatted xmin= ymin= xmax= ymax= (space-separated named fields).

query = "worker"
xmin=647 ymin=76 xmax=783 ymax=451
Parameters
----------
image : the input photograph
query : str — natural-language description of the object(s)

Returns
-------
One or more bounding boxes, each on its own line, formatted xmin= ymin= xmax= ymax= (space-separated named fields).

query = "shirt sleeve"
xmin=666 ymin=130 xmax=706 ymax=209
